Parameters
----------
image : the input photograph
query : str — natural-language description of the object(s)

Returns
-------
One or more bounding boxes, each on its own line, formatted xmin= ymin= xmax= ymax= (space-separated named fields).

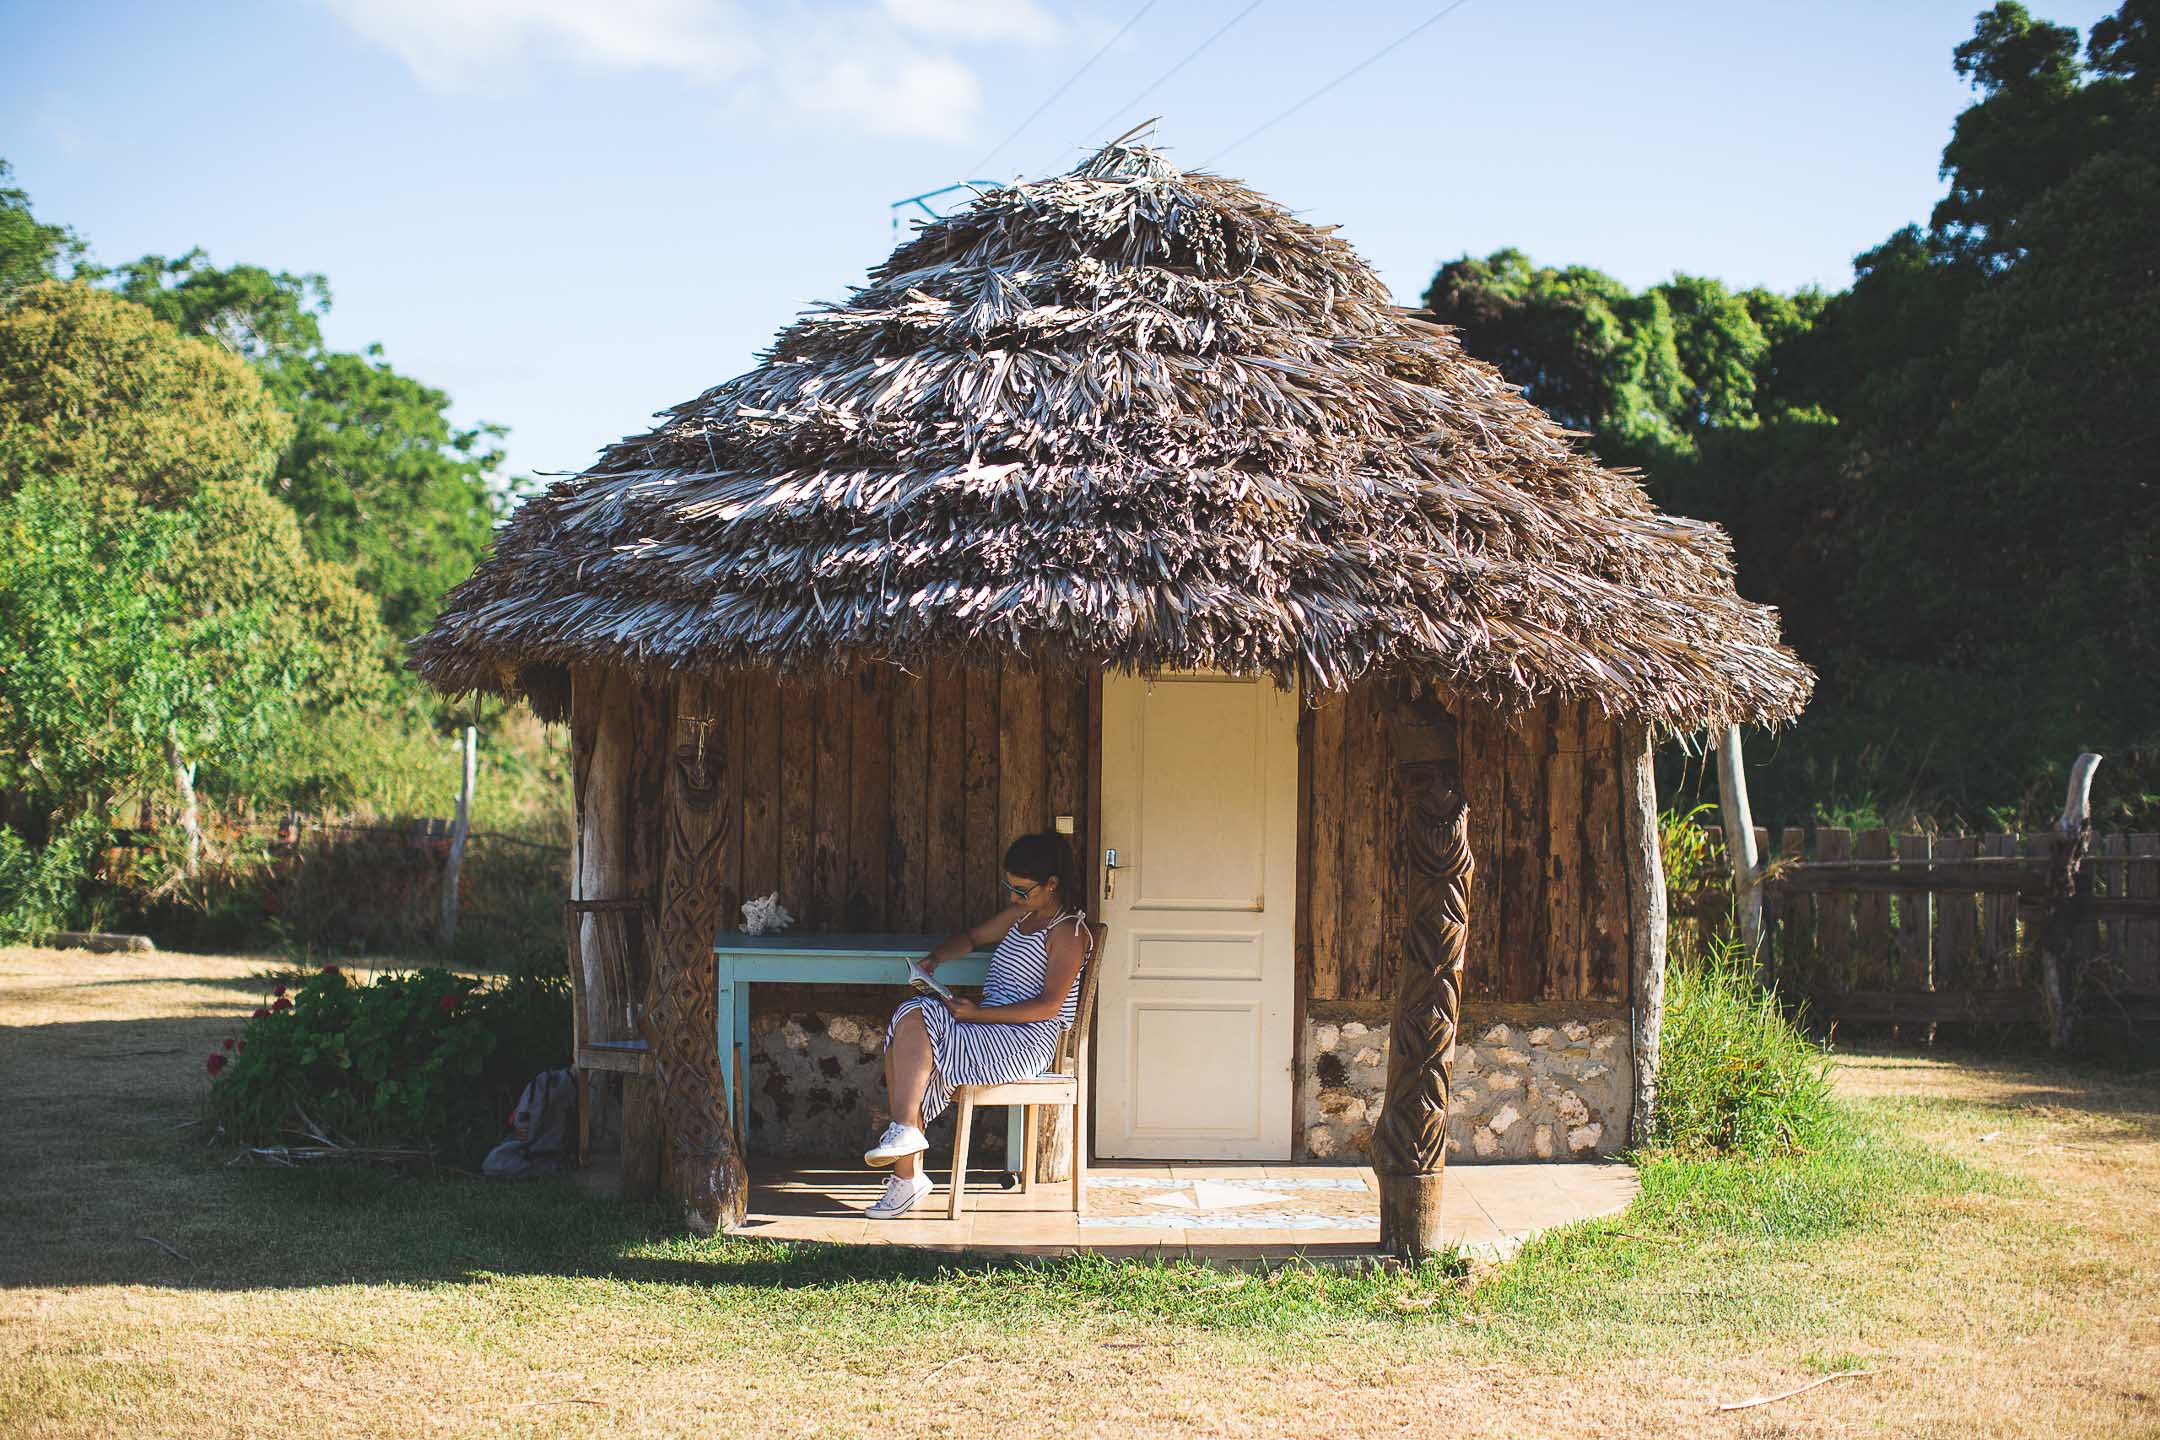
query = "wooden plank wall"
xmin=1302 ymin=687 xmax=1633 ymax=1005
xmin=688 ymin=660 xmax=1094 ymax=936
xmin=634 ymin=664 xmax=1625 ymax=1004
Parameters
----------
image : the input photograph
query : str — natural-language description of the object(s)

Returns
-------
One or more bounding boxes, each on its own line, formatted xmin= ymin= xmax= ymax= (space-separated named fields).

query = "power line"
xmin=1080 ymin=0 xmax=1268 ymax=152
xmin=970 ymin=0 xmax=1161 ymax=177
xmin=1201 ymin=0 xmax=1477 ymax=168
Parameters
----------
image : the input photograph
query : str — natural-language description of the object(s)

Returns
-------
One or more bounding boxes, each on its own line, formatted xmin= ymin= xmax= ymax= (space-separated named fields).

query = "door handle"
xmin=1104 ymin=847 xmax=1127 ymax=900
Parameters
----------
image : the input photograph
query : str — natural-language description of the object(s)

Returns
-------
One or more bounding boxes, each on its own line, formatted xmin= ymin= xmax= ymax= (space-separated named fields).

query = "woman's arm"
xmin=918 ymin=904 xmax=1030 ymax=971
xmin=947 ymin=918 xmax=1087 ymax=1024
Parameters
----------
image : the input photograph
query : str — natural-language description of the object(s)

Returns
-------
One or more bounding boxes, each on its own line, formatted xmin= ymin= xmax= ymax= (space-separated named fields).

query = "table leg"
xmin=1006 ymin=1105 xmax=1024 ymax=1176
xmin=713 ymin=960 xmax=736 ymax=1136
xmin=734 ymin=980 xmax=753 ymax=1140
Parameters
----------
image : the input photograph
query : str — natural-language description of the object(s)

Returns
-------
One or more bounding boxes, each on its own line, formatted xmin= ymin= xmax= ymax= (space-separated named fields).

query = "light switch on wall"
xmin=1053 ymin=814 xmax=1075 ymax=835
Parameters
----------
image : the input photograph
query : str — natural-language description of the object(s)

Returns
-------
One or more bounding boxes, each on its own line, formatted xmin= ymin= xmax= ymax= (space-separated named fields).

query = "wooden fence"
xmin=1678 ymin=823 xmax=2160 ymax=1038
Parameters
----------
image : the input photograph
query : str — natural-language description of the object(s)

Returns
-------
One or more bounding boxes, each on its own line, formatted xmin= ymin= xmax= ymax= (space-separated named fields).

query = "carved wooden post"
xmin=647 ymin=673 xmax=748 ymax=1232
xmin=1376 ymin=689 xmax=1470 ymax=1260
xmin=1621 ymin=722 xmax=1667 ymax=1146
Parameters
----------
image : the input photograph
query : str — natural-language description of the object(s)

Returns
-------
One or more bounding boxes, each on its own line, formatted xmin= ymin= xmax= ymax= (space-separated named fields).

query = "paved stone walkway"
xmin=734 ymin=1161 xmax=1638 ymax=1260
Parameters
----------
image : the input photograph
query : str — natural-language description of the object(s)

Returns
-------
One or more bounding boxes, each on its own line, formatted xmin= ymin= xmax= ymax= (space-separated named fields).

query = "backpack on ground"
xmin=483 ymin=1067 xmax=578 ymax=1179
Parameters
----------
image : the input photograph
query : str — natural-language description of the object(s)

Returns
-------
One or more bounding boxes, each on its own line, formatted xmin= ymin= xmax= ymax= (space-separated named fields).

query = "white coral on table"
xmin=741 ymin=892 xmax=794 ymax=935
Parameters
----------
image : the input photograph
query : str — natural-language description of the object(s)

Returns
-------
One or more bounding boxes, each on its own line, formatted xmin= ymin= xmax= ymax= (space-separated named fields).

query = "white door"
xmin=1095 ymin=671 xmax=1298 ymax=1160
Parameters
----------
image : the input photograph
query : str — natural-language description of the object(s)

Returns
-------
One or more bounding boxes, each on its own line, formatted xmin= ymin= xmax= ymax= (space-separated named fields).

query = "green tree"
xmin=0 ymin=479 xmax=298 ymax=825
xmin=1422 ymin=249 xmax=1690 ymax=467
xmin=0 ymin=160 xmax=83 ymax=296
xmin=0 ymin=283 xmax=387 ymax=850
xmin=1425 ymin=3 xmax=2159 ymax=826
xmin=110 ymin=251 xmax=514 ymax=637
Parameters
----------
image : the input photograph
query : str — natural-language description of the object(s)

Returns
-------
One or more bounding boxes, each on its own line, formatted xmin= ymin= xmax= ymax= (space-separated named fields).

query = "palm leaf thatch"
xmin=413 ymin=141 xmax=1813 ymax=730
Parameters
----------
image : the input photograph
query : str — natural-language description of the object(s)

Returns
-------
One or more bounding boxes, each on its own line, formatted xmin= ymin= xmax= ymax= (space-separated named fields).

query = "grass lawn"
xmin=3 ymin=946 xmax=2156 ymax=1438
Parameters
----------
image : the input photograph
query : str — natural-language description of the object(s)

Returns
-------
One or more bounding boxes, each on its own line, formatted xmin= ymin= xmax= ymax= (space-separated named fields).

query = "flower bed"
xmin=205 ymin=963 xmax=569 ymax=1162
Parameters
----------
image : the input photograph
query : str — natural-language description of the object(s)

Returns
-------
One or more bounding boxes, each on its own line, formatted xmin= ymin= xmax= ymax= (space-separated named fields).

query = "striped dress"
xmin=887 ymin=911 xmax=1089 ymax=1125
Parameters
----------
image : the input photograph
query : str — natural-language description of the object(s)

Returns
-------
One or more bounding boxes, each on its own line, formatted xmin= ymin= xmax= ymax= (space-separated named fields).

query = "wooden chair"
xmin=947 ymin=922 xmax=1103 ymax=1219
xmin=565 ymin=896 xmax=652 ymax=1168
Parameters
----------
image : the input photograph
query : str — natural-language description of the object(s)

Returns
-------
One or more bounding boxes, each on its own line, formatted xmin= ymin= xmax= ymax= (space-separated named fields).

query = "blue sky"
xmin=1 ymin=0 xmax=2120 ymax=488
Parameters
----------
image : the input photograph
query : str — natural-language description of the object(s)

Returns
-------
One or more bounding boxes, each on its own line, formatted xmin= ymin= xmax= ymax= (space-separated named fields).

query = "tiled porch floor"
xmin=732 ymin=1161 xmax=1638 ymax=1261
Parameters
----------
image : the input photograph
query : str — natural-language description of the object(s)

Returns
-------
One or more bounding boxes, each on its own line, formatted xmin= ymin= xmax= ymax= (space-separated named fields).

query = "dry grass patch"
xmin=4 ymin=947 xmax=2157 ymax=1438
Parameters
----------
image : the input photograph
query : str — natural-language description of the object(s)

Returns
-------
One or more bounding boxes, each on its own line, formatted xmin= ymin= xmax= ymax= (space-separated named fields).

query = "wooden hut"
xmin=413 ymin=142 xmax=1812 ymax=1255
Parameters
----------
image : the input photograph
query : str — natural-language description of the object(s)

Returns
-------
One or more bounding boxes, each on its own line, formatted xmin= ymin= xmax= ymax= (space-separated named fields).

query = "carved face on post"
xmin=676 ymin=712 xmax=719 ymax=794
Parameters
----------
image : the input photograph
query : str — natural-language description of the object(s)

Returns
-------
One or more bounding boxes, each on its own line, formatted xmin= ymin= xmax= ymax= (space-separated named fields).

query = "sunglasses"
xmin=1005 ymin=878 xmax=1043 ymax=900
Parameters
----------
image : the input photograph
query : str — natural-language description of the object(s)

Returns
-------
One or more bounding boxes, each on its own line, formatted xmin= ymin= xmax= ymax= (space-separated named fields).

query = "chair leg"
xmin=1020 ymin=1105 xmax=1039 ymax=1194
xmin=947 ymin=1091 xmax=974 ymax=1220
xmin=1071 ymin=1100 xmax=1087 ymax=1216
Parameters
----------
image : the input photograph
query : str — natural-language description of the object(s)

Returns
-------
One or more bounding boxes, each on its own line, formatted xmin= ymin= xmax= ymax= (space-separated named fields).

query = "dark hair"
xmin=1003 ymin=831 xmax=1078 ymax=908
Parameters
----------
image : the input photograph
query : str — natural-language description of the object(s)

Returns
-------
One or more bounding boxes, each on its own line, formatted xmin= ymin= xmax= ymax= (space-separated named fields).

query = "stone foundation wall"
xmin=1300 ymin=1003 xmax=1631 ymax=1162
xmin=743 ymin=1003 xmax=1007 ymax=1160
xmin=743 ymin=999 xmax=1632 ymax=1165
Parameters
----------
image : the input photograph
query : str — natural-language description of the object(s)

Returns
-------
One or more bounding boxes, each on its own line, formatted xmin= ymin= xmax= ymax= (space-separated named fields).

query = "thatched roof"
xmin=414 ymin=141 xmax=1813 ymax=730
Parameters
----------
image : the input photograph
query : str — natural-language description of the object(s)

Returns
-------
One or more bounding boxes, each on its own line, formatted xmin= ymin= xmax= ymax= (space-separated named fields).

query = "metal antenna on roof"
xmin=889 ymin=180 xmax=1007 ymax=237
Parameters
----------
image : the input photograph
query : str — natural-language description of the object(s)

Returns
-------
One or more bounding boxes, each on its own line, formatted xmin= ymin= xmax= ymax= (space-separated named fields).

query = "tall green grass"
xmin=1649 ymin=933 xmax=1837 ymax=1158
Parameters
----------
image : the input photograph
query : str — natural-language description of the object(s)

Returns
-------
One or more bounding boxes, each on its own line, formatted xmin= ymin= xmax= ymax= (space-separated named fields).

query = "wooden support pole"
xmin=441 ymin=725 xmax=476 ymax=944
xmin=2037 ymin=753 xmax=2102 ymax=1051
xmin=1621 ymin=723 xmax=1667 ymax=1147
xmin=165 ymin=730 xmax=201 ymax=881
xmin=621 ymin=682 xmax=675 ymax=1201
xmin=1375 ymin=687 xmax=1468 ymax=1261
xmin=648 ymin=673 xmax=748 ymax=1232
xmin=574 ymin=669 xmax=632 ymax=1049
xmin=1715 ymin=724 xmax=1762 ymax=959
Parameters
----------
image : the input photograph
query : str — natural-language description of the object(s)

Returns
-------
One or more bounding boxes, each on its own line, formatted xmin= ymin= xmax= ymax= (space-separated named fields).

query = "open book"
xmin=906 ymin=958 xmax=957 ymax=1003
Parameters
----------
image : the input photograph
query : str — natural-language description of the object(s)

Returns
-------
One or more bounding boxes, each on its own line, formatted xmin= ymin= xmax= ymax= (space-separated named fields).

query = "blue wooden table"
xmin=713 ymin=932 xmax=1023 ymax=1169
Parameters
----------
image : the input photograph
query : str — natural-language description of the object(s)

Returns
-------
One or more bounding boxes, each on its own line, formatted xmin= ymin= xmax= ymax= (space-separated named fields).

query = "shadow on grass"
xmin=1831 ymin=1038 xmax=2160 ymax=1135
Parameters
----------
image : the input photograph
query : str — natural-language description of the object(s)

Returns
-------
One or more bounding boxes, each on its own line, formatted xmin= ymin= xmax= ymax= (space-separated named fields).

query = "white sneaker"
xmin=863 ymin=1121 xmax=928 ymax=1167
xmin=866 ymin=1171 xmax=933 ymax=1219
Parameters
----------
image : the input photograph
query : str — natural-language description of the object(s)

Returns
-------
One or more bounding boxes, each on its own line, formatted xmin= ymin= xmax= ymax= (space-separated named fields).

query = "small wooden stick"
xmin=922 ymin=1353 xmax=978 ymax=1382
xmin=1715 ymin=1369 xmax=1875 ymax=1412
xmin=136 ymin=1234 xmax=191 ymax=1263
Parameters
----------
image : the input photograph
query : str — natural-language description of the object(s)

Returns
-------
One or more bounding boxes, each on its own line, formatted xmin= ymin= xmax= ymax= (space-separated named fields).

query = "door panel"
xmin=1096 ymin=672 xmax=1297 ymax=1160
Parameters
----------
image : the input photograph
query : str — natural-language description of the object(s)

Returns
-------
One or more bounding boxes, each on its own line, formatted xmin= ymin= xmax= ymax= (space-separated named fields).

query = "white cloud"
xmin=319 ymin=0 xmax=1061 ymax=141
xmin=881 ymin=0 xmax=1059 ymax=46
xmin=320 ymin=0 xmax=759 ymax=92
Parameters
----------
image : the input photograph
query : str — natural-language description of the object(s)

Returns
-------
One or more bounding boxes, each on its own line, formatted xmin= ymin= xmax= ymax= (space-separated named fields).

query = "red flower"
xmin=437 ymin=994 xmax=458 ymax=1015
xmin=273 ymin=984 xmax=287 ymax=998
xmin=206 ymin=1052 xmax=226 ymax=1076
xmin=221 ymin=1037 xmax=235 ymax=1051
xmin=252 ymin=1008 xmax=269 ymax=1019
xmin=323 ymin=965 xmax=341 ymax=979
xmin=272 ymin=997 xmax=292 ymax=1012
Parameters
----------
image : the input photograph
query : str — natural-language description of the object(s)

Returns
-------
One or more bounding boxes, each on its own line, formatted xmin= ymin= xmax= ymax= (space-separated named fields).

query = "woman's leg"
xmin=884 ymin=1007 xmax=935 ymax=1180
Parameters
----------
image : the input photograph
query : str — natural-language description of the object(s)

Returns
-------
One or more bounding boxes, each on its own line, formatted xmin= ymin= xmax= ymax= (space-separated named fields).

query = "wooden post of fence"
xmin=441 ymin=725 xmax=476 ymax=944
xmin=1776 ymin=826 xmax=1808 ymax=992
xmin=1816 ymin=827 xmax=1855 ymax=999
xmin=2131 ymin=833 xmax=2160 ymax=996
xmin=1895 ymin=831 xmax=1933 ymax=1040
xmin=1715 ymin=724 xmax=1763 ymax=959
xmin=2036 ymin=754 xmax=2102 ymax=1050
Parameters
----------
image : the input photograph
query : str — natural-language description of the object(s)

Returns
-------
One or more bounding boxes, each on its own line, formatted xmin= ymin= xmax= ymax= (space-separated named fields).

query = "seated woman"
xmin=863 ymin=831 xmax=1091 ymax=1219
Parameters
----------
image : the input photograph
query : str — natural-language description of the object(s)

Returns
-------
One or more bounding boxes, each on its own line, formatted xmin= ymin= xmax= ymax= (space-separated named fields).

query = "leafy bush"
xmin=1649 ymin=933 xmax=1837 ymax=1158
xmin=205 ymin=962 xmax=571 ymax=1161
xmin=1658 ymin=802 xmax=1725 ymax=894
xmin=0 ymin=815 xmax=103 ymax=943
